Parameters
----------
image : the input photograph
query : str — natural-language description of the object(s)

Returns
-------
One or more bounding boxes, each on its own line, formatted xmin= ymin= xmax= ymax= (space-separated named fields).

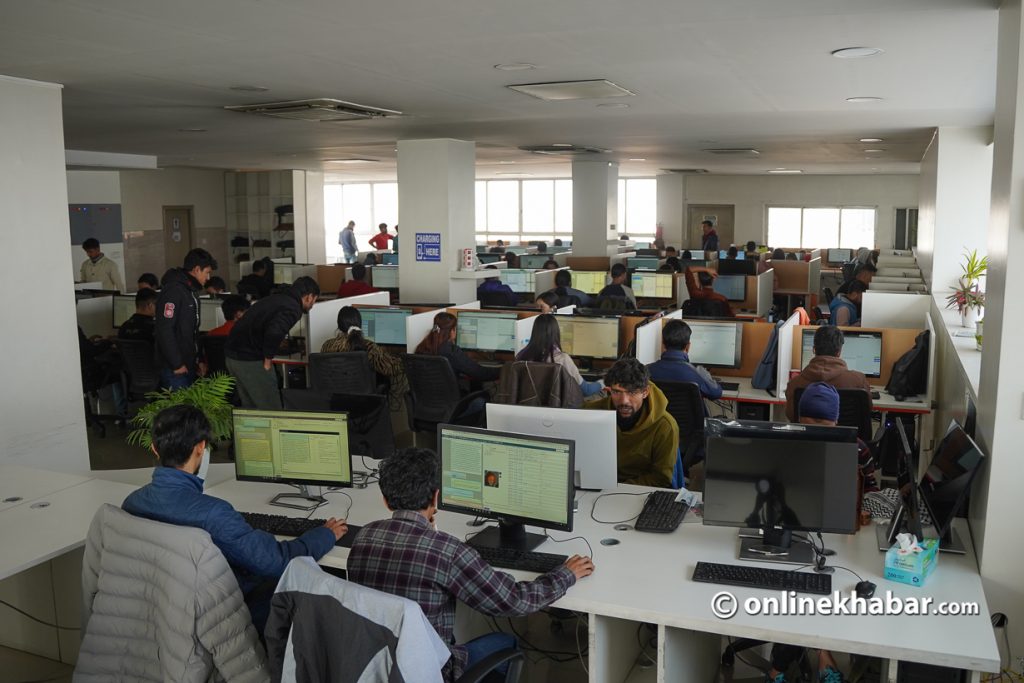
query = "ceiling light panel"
xmin=507 ymin=79 xmax=635 ymax=101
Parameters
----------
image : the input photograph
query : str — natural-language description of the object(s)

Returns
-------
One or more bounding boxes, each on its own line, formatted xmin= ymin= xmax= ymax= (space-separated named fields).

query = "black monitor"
xmin=438 ymin=424 xmax=575 ymax=552
xmin=359 ymin=306 xmax=411 ymax=345
xmin=685 ymin=320 xmax=743 ymax=369
xmin=456 ymin=311 xmax=517 ymax=352
xmin=712 ymin=274 xmax=747 ymax=301
xmin=477 ymin=253 xmax=502 ymax=264
xmin=828 ymin=248 xmax=853 ymax=263
xmin=877 ymin=416 xmax=925 ymax=550
xmin=233 ymin=408 xmax=353 ymax=509
xmin=717 ymin=259 xmax=757 ymax=276
xmin=703 ymin=418 xmax=859 ymax=564
xmin=918 ymin=421 xmax=985 ymax=554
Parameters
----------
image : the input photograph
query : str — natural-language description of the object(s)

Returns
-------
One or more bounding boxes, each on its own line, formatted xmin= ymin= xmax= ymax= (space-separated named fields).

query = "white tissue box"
xmin=884 ymin=538 xmax=939 ymax=587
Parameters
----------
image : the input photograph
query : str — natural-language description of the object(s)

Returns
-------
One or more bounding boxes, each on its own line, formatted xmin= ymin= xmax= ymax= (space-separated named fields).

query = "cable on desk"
xmin=589 ymin=491 xmax=650 ymax=525
xmin=465 ymin=522 xmax=497 ymax=543
xmin=489 ymin=615 xmax=585 ymax=663
xmin=574 ymin=611 xmax=589 ymax=676
xmin=543 ymin=530 xmax=594 ymax=558
xmin=727 ymin=636 xmax=763 ymax=672
xmin=0 ymin=598 xmax=79 ymax=631
xmin=324 ymin=488 xmax=354 ymax=520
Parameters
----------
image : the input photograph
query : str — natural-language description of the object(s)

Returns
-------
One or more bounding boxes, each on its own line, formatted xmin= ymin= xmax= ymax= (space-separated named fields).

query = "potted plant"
xmin=945 ymin=249 xmax=987 ymax=329
xmin=127 ymin=373 xmax=236 ymax=453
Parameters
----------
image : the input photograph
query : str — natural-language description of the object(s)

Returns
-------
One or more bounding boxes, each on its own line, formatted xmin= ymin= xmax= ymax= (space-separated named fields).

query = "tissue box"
xmin=884 ymin=538 xmax=939 ymax=587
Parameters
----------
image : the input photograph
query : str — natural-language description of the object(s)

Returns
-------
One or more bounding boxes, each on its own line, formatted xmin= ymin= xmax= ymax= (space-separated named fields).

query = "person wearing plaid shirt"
xmin=347 ymin=448 xmax=595 ymax=681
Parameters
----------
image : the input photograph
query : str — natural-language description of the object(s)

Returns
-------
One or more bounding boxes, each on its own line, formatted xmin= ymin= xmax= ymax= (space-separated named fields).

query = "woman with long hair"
xmin=415 ymin=312 xmax=501 ymax=386
xmin=321 ymin=306 xmax=407 ymax=403
xmin=515 ymin=314 xmax=603 ymax=397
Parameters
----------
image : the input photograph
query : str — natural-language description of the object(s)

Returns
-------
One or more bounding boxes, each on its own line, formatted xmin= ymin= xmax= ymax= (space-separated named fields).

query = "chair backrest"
xmin=793 ymin=386 xmax=873 ymax=441
xmin=655 ymin=380 xmax=707 ymax=467
xmin=479 ymin=290 xmax=515 ymax=307
xmin=823 ymin=287 xmax=835 ymax=304
xmin=554 ymin=288 xmax=583 ymax=308
xmin=282 ymin=389 xmax=395 ymax=460
xmin=494 ymin=361 xmax=582 ymax=408
xmin=117 ymin=339 xmax=160 ymax=396
xmin=596 ymin=295 xmax=630 ymax=311
xmin=402 ymin=354 xmax=464 ymax=425
xmin=199 ymin=334 xmax=228 ymax=375
xmin=682 ymin=298 xmax=730 ymax=317
xmin=308 ymin=352 xmax=377 ymax=395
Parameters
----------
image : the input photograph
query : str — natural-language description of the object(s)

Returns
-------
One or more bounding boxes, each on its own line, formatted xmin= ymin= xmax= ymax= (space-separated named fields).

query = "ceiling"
xmin=0 ymin=0 xmax=999 ymax=180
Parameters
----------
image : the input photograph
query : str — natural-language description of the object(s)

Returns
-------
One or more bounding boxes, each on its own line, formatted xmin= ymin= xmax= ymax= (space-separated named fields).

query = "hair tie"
xmin=432 ymin=325 xmax=441 ymax=333
xmin=345 ymin=325 xmax=362 ymax=334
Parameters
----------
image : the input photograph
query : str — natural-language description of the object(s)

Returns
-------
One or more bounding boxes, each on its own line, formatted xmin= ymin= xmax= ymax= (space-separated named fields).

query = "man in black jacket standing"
xmin=226 ymin=276 xmax=320 ymax=409
xmin=155 ymin=248 xmax=218 ymax=389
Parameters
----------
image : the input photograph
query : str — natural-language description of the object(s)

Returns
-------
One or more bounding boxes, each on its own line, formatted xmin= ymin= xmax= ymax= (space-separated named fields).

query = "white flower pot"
xmin=961 ymin=307 xmax=980 ymax=329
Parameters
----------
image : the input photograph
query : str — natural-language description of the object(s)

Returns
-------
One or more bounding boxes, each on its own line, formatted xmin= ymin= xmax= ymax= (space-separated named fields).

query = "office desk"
xmin=0 ymin=465 xmax=91 ymax=513
xmin=206 ymin=479 xmax=999 ymax=681
xmin=715 ymin=376 xmax=785 ymax=405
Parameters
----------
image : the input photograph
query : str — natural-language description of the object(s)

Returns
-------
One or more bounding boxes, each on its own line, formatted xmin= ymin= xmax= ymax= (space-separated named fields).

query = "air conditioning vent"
xmin=519 ymin=144 xmax=610 ymax=156
xmin=662 ymin=168 xmax=710 ymax=174
xmin=224 ymin=98 xmax=401 ymax=122
xmin=702 ymin=148 xmax=760 ymax=157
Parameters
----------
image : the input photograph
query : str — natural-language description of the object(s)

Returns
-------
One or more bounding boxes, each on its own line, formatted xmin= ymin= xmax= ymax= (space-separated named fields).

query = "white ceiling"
xmin=0 ymin=0 xmax=998 ymax=180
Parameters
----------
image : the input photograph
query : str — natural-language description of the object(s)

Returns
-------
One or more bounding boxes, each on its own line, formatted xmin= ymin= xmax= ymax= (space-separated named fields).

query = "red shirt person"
xmin=368 ymin=223 xmax=393 ymax=251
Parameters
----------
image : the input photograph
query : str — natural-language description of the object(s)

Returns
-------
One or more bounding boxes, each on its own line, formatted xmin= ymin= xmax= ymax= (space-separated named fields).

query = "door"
xmin=894 ymin=208 xmax=919 ymax=250
xmin=163 ymin=206 xmax=194 ymax=270
xmin=686 ymin=204 xmax=735 ymax=250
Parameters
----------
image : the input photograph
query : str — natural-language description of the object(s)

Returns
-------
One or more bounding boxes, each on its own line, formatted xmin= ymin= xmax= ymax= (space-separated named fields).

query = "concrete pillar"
xmin=397 ymin=139 xmax=476 ymax=303
xmin=656 ymin=173 xmax=685 ymax=248
xmin=293 ymin=170 xmax=326 ymax=265
xmin=572 ymin=159 xmax=618 ymax=257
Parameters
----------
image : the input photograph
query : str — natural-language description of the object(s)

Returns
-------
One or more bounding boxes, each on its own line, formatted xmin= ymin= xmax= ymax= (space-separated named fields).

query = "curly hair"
xmin=379 ymin=448 xmax=439 ymax=511
xmin=604 ymin=357 xmax=650 ymax=393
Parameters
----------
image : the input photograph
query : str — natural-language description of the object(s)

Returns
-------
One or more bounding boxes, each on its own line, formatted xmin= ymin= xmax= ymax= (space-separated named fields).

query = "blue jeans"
xmin=159 ymin=367 xmax=195 ymax=390
xmin=463 ymin=632 xmax=517 ymax=674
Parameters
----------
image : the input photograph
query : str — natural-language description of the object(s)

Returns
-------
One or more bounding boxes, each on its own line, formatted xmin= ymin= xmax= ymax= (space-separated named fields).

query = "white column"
xmin=656 ymin=173 xmax=685 ymax=248
xmin=572 ymin=159 xmax=618 ymax=257
xmin=397 ymin=139 xmax=476 ymax=303
xmin=292 ymin=170 xmax=326 ymax=265
xmin=0 ymin=75 xmax=88 ymax=471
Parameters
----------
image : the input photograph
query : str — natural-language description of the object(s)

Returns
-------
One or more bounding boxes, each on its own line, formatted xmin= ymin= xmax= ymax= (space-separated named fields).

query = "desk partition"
xmin=634 ymin=310 xmax=683 ymax=364
xmin=861 ymin=291 xmax=932 ymax=329
xmin=405 ymin=308 xmax=444 ymax=353
xmin=308 ymin=291 xmax=390 ymax=353
xmin=76 ymin=294 xmax=115 ymax=338
xmin=566 ymin=256 xmax=610 ymax=271
xmin=533 ymin=267 xmax=567 ymax=296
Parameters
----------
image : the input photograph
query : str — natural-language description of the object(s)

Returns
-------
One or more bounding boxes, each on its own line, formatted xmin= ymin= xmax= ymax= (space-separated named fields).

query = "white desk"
xmin=206 ymin=479 xmax=1000 ymax=680
xmin=716 ymin=376 xmax=785 ymax=405
xmin=0 ymin=465 xmax=92 ymax=513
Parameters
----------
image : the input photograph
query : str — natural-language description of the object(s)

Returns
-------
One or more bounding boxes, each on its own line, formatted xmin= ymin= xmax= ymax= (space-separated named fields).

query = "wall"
xmin=657 ymin=174 xmax=919 ymax=250
xmin=0 ymin=75 xmax=88 ymax=472
xmin=916 ymin=134 xmax=939 ymax=283
xmin=656 ymin=174 xmax=685 ymax=246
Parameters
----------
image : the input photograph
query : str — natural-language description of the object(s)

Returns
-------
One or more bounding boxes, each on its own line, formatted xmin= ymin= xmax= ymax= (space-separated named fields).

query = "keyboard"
xmin=712 ymin=377 xmax=740 ymax=392
xmin=241 ymin=511 xmax=362 ymax=549
xmin=473 ymin=545 xmax=568 ymax=573
xmin=692 ymin=561 xmax=832 ymax=595
xmin=871 ymin=391 xmax=881 ymax=399
xmin=635 ymin=490 xmax=689 ymax=533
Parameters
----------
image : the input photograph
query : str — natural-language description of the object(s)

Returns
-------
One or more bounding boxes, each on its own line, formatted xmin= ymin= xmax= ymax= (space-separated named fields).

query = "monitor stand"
xmin=468 ymin=521 xmax=545 ymax=554
xmin=738 ymin=529 xmax=815 ymax=566
xmin=270 ymin=485 xmax=326 ymax=512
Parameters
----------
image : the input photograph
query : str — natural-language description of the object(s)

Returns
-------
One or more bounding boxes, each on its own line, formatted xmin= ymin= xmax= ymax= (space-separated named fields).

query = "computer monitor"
xmin=630 ymin=271 xmax=674 ymax=298
xmin=438 ymin=424 xmax=574 ymax=552
xmin=359 ymin=307 xmax=411 ymax=345
xmin=828 ymin=248 xmax=853 ymax=263
xmin=477 ymin=253 xmax=502 ymax=264
xmin=486 ymin=404 xmax=617 ymax=490
xmin=499 ymin=268 xmax=536 ymax=293
xmin=918 ymin=421 xmax=986 ymax=554
xmin=717 ymin=259 xmax=757 ymax=276
xmin=274 ymin=264 xmax=295 ymax=285
xmin=877 ymin=416 xmax=925 ymax=550
xmin=628 ymin=257 xmax=660 ymax=270
xmin=381 ymin=253 xmax=399 ymax=265
xmin=685 ymin=321 xmax=743 ymax=368
xmin=199 ymin=298 xmax=224 ymax=331
xmin=634 ymin=242 xmax=651 ymax=249
xmin=800 ymin=329 xmax=882 ymax=378
xmin=506 ymin=246 xmax=527 ymax=255
xmin=555 ymin=316 xmax=620 ymax=359
xmin=111 ymin=295 xmax=136 ymax=328
xmin=233 ymin=408 xmax=353 ymax=508
xmin=371 ymin=266 xmax=399 ymax=289
xmin=718 ymin=250 xmax=745 ymax=260
xmin=456 ymin=311 xmax=517 ymax=352
xmin=570 ymin=271 xmax=608 ymax=294
xmin=519 ymin=254 xmax=551 ymax=269
xmin=703 ymin=418 xmax=859 ymax=564
xmin=549 ymin=246 xmax=570 ymax=254
xmin=712 ymin=274 xmax=747 ymax=301
xmin=635 ymin=248 xmax=660 ymax=257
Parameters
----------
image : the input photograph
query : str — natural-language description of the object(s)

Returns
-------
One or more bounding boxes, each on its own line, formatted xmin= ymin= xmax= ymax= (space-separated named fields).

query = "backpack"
xmin=751 ymin=319 xmax=783 ymax=392
xmin=885 ymin=330 xmax=929 ymax=400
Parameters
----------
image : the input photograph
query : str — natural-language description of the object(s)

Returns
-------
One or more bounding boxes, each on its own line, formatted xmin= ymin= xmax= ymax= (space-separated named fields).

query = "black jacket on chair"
xmin=154 ymin=268 xmax=201 ymax=373
xmin=226 ymin=286 xmax=305 ymax=361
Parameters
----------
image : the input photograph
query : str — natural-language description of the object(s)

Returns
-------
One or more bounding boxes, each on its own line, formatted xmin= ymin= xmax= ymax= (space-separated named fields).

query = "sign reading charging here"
xmin=415 ymin=232 xmax=441 ymax=262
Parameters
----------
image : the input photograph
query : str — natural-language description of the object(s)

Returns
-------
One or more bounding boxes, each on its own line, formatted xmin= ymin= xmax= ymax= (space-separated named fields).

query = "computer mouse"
xmin=855 ymin=580 xmax=876 ymax=599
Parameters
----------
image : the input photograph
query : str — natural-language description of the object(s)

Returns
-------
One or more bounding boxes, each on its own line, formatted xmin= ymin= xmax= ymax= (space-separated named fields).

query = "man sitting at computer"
xmin=117 ymin=288 xmax=158 ymax=343
xmin=597 ymin=263 xmax=637 ymax=308
xmin=585 ymin=358 xmax=679 ymax=487
xmin=785 ymin=326 xmax=872 ymax=422
xmin=347 ymin=448 xmax=594 ymax=682
xmin=476 ymin=266 xmax=518 ymax=306
xmin=647 ymin=320 xmax=723 ymax=404
xmin=336 ymin=263 xmax=379 ymax=298
xmin=548 ymin=269 xmax=592 ymax=307
xmin=207 ymin=295 xmax=250 ymax=337
xmin=683 ymin=267 xmax=734 ymax=316
xmin=122 ymin=405 xmax=347 ymax=632
xmin=830 ymin=279 xmax=867 ymax=327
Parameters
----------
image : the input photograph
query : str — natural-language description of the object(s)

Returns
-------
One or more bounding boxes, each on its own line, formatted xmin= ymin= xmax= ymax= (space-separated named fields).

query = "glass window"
xmin=624 ymin=179 xmax=656 ymax=238
xmin=766 ymin=206 xmax=876 ymax=250
xmin=554 ymin=180 xmax=573 ymax=233
xmin=801 ymin=208 xmax=840 ymax=249
xmin=521 ymin=180 xmax=554 ymax=232
xmin=487 ymin=181 xmax=519 ymax=232
xmin=616 ymin=179 xmax=626 ymax=236
xmin=341 ymin=184 xmax=373 ymax=246
xmin=475 ymin=181 xmax=487 ymax=232
xmin=767 ymin=207 xmax=802 ymax=248
xmin=373 ymin=183 xmax=399 ymax=231
xmin=840 ymin=208 xmax=876 ymax=249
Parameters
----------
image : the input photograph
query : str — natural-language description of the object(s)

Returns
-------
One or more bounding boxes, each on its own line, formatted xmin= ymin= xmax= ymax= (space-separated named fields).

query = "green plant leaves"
xmin=126 ymin=373 xmax=237 ymax=450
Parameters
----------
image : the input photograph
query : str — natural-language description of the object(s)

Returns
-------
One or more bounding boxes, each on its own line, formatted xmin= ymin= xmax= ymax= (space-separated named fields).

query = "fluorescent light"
xmin=324 ymin=158 xmax=378 ymax=164
xmin=831 ymin=47 xmax=885 ymax=59
xmin=846 ymin=97 xmax=883 ymax=103
xmin=494 ymin=63 xmax=537 ymax=71
xmin=597 ymin=102 xmax=630 ymax=109
xmin=860 ymin=138 xmax=884 ymax=143
xmin=178 ymin=128 xmax=207 ymax=133
xmin=863 ymin=149 xmax=886 ymax=153
xmin=551 ymin=143 xmax=573 ymax=148
xmin=229 ymin=85 xmax=269 ymax=92
xmin=508 ymin=79 xmax=635 ymax=101
xmin=628 ymin=158 xmax=646 ymax=161
xmin=767 ymin=169 xmax=803 ymax=174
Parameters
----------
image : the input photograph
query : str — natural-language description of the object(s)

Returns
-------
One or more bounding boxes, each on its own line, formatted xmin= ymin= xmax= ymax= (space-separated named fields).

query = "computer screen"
xmin=628 ymin=257 xmax=660 ymax=270
xmin=718 ymin=250 xmax=745 ymax=260
xmin=486 ymin=404 xmax=617 ymax=490
xmin=112 ymin=295 xmax=136 ymax=328
xmin=381 ymin=253 xmax=398 ymax=265
xmin=233 ymin=409 xmax=352 ymax=487
xmin=919 ymin=422 xmax=985 ymax=542
xmin=630 ymin=272 xmax=674 ymax=298
xmin=555 ymin=316 xmax=620 ymax=359
xmin=712 ymin=274 xmax=747 ymax=301
xmin=499 ymin=269 xmax=537 ymax=293
xmin=685 ymin=321 xmax=743 ymax=368
xmin=506 ymin=246 xmax=527 ymax=255
xmin=519 ymin=254 xmax=551 ymax=269
xmin=879 ymin=417 xmax=925 ymax=548
xmin=800 ymin=329 xmax=882 ymax=378
xmin=828 ymin=248 xmax=853 ymax=263
xmin=717 ymin=259 xmax=757 ymax=276
xmin=199 ymin=298 xmax=224 ymax=331
xmin=570 ymin=271 xmax=608 ymax=294
xmin=438 ymin=424 xmax=574 ymax=551
xmin=549 ymin=246 xmax=570 ymax=254
xmin=371 ymin=266 xmax=399 ymax=289
xmin=456 ymin=311 xmax=517 ymax=351
xmin=274 ymin=264 xmax=295 ymax=285
xmin=359 ymin=307 xmax=411 ymax=345
xmin=477 ymin=253 xmax=502 ymax=264
xmin=633 ymin=242 xmax=651 ymax=249
xmin=635 ymin=248 xmax=660 ymax=257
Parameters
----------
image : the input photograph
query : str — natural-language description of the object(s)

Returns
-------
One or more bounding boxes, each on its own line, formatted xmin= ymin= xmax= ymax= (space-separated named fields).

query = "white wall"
xmin=656 ymin=174 xmax=685 ymax=246
xmin=0 ymin=75 xmax=88 ymax=472
xmin=119 ymin=167 xmax=226 ymax=231
xmin=916 ymin=133 xmax=939 ymax=283
xmin=657 ymin=174 xmax=919 ymax=250
xmin=66 ymin=170 xmax=125 ymax=286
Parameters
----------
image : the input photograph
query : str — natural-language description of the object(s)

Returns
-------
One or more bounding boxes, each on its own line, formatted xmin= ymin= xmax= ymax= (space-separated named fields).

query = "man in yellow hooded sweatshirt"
xmin=586 ymin=358 xmax=679 ymax=487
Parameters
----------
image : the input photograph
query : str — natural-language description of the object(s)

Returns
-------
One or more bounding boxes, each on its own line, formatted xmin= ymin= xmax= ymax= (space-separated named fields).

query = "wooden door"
xmin=163 ymin=206 xmax=194 ymax=269
xmin=686 ymin=204 xmax=735 ymax=250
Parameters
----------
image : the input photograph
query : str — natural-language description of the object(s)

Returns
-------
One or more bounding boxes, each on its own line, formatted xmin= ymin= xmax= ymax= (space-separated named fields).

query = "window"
xmin=324 ymin=182 xmax=398 ymax=261
xmin=767 ymin=206 xmax=876 ymax=250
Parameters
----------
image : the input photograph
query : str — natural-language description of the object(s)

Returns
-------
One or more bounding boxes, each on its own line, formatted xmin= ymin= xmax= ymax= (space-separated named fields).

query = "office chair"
xmin=478 ymin=290 xmax=517 ymax=307
xmin=823 ymin=287 xmax=835 ymax=304
xmin=595 ymin=295 xmax=630 ymax=311
xmin=681 ymin=298 xmax=731 ymax=317
xmin=198 ymin=335 xmax=228 ymax=376
xmin=493 ymin=361 xmax=583 ymax=409
xmin=115 ymin=339 xmax=160 ymax=414
xmin=308 ymin=352 xmax=383 ymax=395
xmin=553 ymin=288 xmax=583 ymax=308
xmin=793 ymin=386 xmax=875 ymax=443
xmin=402 ymin=354 xmax=488 ymax=434
xmin=653 ymin=381 xmax=707 ymax=472
xmin=282 ymin=389 xmax=395 ymax=464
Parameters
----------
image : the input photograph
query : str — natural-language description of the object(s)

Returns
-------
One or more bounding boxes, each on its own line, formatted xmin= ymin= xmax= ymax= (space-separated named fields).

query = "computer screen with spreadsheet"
xmin=685 ymin=320 xmax=743 ymax=368
xmin=630 ymin=272 xmax=674 ymax=298
xmin=827 ymin=248 xmax=852 ymax=263
xmin=438 ymin=425 xmax=575 ymax=551
xmin=112 ymin=295 xmax=136 ymax=328
xmin=456 ymin=311 xmax=517 ymax=352
xmin=712 ymin=274 xmax=747 ymax=301
xmin=555 ymin=316 xmax=619 ymax=359
xmin=570 ymin=271 xmax=608 ymax=294
xmin=370 ymin=266 xmax=399 ymax=289
xmin=627 ymin=257 xmax=660 ymax=270
xmin=499 ymin=268 xmax=536 ymax=293
xmin=800 ymin=329 xmax=881 ymax=377
xmin=233 ymin=409 xmax=352 ymax=487
xmin=359 ymin=307 xmax=411 ymax=345
xmin=518 ymin=254 xmax=551 ymax=269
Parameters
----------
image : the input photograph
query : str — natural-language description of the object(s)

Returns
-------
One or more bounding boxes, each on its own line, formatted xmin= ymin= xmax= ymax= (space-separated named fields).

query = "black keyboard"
xmin=871 ymin=391 xmax=880 ymax=399
xmin=473 ymin=545 xmax=568 ymax=573
xmin=692 ymin=561 xmax=832 ymax=595
xmin=719 ymin=381 xmax=740 ymax=392
xmin=241 ymin=512 xmax=362 ymax=549
xmin=635 ymin=490 xmax=689 ymax=533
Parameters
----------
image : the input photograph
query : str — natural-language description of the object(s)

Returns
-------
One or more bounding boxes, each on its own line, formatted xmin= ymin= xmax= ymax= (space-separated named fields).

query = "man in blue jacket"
xmin=647 ymin=320 xmax=724 ymax=404
xmin=123 ymin=405 xmax=347 ymax=632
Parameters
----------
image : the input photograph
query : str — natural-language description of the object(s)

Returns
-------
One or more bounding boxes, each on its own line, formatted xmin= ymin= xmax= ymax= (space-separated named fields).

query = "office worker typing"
xmin=515 ymin=314 xmax=604 ymax=398
xmin=416 ymin=312 xmax=502 ymax=386
xmin=117 ymin=288 xmax=158 ymax=343
xmin=786 ymin=326 xmax=872 ymax=422
xmin=597 ymin=263 xmax=637 ymax=308
xmin=476 ymin=265 xmax=518 ymax=307
xmin=548 ymin=268 xmax=593 ymax=307
xmin=647 ymin=319 xmax=724 ymax=403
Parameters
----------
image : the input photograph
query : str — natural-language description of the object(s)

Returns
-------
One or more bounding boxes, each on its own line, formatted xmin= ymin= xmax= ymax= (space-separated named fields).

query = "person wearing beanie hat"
xmin=797 ymin=382 xmax=840 ymax=423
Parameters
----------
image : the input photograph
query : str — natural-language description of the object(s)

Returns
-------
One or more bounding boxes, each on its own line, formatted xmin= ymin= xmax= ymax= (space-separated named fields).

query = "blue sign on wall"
xmin=415 ymin=232 xmax=442 ymax=262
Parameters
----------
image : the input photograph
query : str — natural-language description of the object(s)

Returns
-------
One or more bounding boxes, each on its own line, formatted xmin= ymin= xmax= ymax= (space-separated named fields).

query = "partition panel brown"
xmin=790 ymin=325 xmax=922 ymax=387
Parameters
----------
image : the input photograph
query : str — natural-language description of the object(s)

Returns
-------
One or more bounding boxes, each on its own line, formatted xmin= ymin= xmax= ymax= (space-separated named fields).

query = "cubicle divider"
xmin=533 ymin=267 xmax=569 ymax=296
xmin=771 ymin=260 xmax=813 ymax=291
xmin=609 ymin=252 xmax=634 ymax=268
xmin=405 ymin=309 xmax=443 ymax=354
xmin=308 ymin=291 xmax=390 ymax=354
xmin=757 ymin=269 xmax=773 ymax=317
xmin=448 ymin=300 xmax=480 ymax=310
xmin=566 ymin=256 xmax=610 ymax=271
xmin=808 ymin=257 xmax=821 ymax=295
xmin=76 ymin=294 xmax=115 ymax=338
xmin=74 ymin=282 xmax=103 ymax=291
xmin=553 ymin=252 xmax=571 ymax=267
xmin=515 ymin=316 xmax=537 ymax=353
xmin=790 ymin=324 xmax=924 ymax=388
xmin=554 ymin=305 xmax=575 ymax=315
xmin=675 ymin=273 xmax=689 ymax=308
xmin=316 ymin=264 xmax=348 ymax=295
xmin=861 ymin=291 xmax=932 ymax=329
xmin=634 ymin=309 xmax=683 ymax=364
xmin=775 ymin=312 xmax=801 ymax=396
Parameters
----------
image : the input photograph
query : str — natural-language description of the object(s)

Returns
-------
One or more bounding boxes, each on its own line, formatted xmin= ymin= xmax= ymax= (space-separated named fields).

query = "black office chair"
xmin=793 ymin=386 xmax=874 ymax=442
xmin=116 ymin=339 xmax=160 ymax=402
xmin=682 ymin=298 xmax=732 ymax=317
xmin=198 ymin=335 xmax=229 ymax=376
xmin=553 ymin=287 xmax=583 ymax=309
xmin=478 ymin=291 xmax=517 ymax=307
xmin=308 ymin=352 xmax=382 ymax=395
xmin=282 ymin=389 xmax=395 ymax=463
xmin=401 ymin=354 xmax=488 ymax=434
xmin=654 ymin=381 xmax=706 ymax=471
xmin=595 ymin=295 xmax=630 ymax=311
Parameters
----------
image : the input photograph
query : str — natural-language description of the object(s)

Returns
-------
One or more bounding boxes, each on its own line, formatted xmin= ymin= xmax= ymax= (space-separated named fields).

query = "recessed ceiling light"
xmin=831 ymin=47 xmax=884 ymax=59
xmin=498 ymin=161 xmax=516 ymax=164
xmin=229 ymin=85 xmax=270 ymax=93
xmin=863 ymin=148 xmax=886 ymax=153
xmin=178 ymin=128 xmax=207 ymax=133
xmin=859 ymin=138 xmax=884 ymax=143
xmin=597 ymin=102 xmax=630 ymax=109
xmin=767 ymin=169 xmax=803 ymax=174
xmin=494 ymin=63 xmax=537 ymax=71
xmin=496 ymin=172 xmax=534 ymax=176
xmin=628 ymin=158 xmax=646 ymax=162
xmin=846 ymin=96 xmax=883 ymax=103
